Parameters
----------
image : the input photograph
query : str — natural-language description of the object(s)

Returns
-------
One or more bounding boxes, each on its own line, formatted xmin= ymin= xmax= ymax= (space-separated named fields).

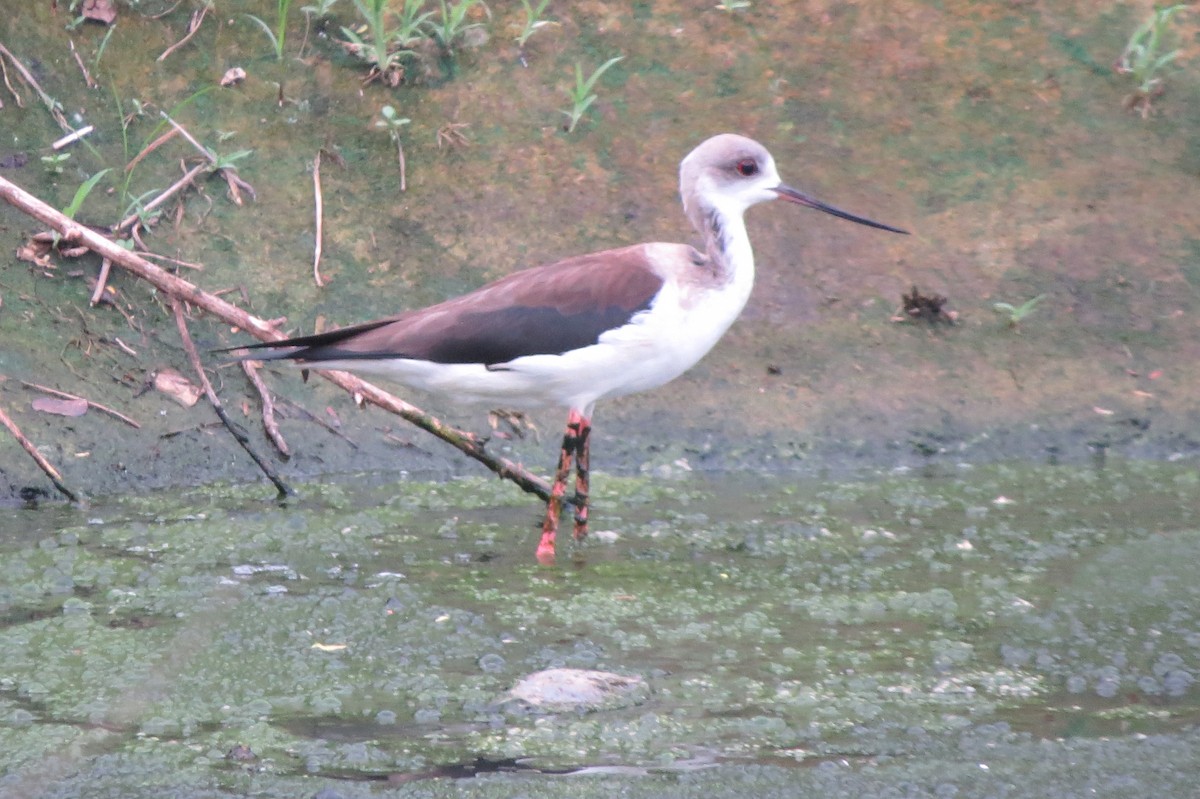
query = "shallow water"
xmin=2 ymin=459 xmax=1199 ymax=796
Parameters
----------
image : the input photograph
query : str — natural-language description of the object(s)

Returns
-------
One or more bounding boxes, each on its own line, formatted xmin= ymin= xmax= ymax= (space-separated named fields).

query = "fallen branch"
xmin=21 ymin=380 xmax=141 ymax=428
xmin=172 ymin=298 xmax=292 ymax=496
xmin=124 ymin=126 xmax=179 ymax=174
xmin=0 ymin=398 xmax=80 ymax=502
xmin=116 ymin=159 xmax=207 ymax=233
xmin=68 ymin=39 xmax=97 ymax=89
xmin=161 ymin=112 xmax=257 ymax=203
xmin=274 ymin=394 xmax=358 ymax=449
xmin=240 ymin=360 xmax=290 ymax=457
xmin=157 ymin=4 xmax=209 ymax=63
xmin=52 ymin=124 xmax=94 ymax=150
xmin=89 ymin=257 xmax=113 ymax=306
xmin=312 ymin=150 xmax=325 ymax=287
xmin=0 ymin=41 xmax=71 ymax=132
xmin=0 ymin=48 xmax=19 ymax=107
xmin=0 ymin=173 xmax=553 ymax=503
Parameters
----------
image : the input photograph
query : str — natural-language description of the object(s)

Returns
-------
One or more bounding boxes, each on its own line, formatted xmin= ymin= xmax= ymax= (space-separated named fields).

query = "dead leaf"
xmin=154 ymin=368 xmax=202 ymax=407
xmin=32 ymin=396 xmax=89 ymax=417
xmin=16 ymin=238 xmax=53 ymax=268
xmin=82 ymin=0 xmax=117 ymax=24
xmin=220 ymin=67 xmax=247 ymax=87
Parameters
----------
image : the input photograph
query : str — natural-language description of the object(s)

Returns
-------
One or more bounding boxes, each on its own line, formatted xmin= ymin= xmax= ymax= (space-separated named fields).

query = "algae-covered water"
xmin=3 ymin=459 xmax=1200 ymax=797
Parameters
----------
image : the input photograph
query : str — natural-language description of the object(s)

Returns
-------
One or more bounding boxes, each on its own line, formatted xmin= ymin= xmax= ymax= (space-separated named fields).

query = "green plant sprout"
xmin=212 ymin=148 xmax=254 ymax=172
xmin=394 ymin=0 xmax=437 ymax=47
xmin=243 ymin=0 xmax=295 ymax=60
xmin=46 ymin=167 xmax=111 ymax=246
xmin=993 ymin=294 xmax=1045 ymax=328
xmin=92 ymin=23 xmax=117 ymax=71
xmin=301 ymin=0 xmax=339 ymax=17
xmin=62 ymin=168 xmax=112 ymax=221
xmin=427 ymin=0 xmax=490 ymax=58
xmin=376 ymin=104 xmax=412 ymax=191
xmin=343 ymin=0 xmax=418 ymax=85
xmin=40 ymin=152 xmax=71 ymax=175
xmin=515 ymin=0 xmax=554 ymax=65
xmin=121 ymin=188 xmax=163 ymax=231
xmin=1115 ymin=4 xmax=1187 ymax=117
xmin=560 ymin=55 xmax=623 ymax=133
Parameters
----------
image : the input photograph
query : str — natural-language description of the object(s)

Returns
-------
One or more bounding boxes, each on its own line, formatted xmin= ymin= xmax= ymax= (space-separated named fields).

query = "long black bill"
xmin=772 ymin=184 xmax=909 ymax=235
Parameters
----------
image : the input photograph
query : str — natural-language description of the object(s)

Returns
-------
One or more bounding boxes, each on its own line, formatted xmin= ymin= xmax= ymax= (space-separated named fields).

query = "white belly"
xmin=305 ymin=275 xmax=750 ymax=415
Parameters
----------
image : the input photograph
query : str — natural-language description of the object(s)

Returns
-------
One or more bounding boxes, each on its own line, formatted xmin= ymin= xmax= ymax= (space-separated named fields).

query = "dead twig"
xmin=0 ymin=399 xmax=80 ymax=502
xmin=68 ymin=39 xmax=97 ymax=89
xmin=161 ymin=111 xmax=216 ymax=161
xmin=133 ymin=251 xmax=204 ymax=270
xmin=160 ymin=112 xmax=257 ymax=203
xmin=240 ymin=360 xmax=290 ymax=457
xmin=0 ymin=41 xmax=71 ymax=132
xmin=124 ymin=126 xmax=179 ymax=174
xmin=157 ymin=4 xmax=209 ymax=63
xmin=20 ymin=380 xmax=141 ymax=429
xmin=90 ymin=257 xmax=113 ymax=306
xmin=172 ymin=298 xmax=292 ymax=497
xmin=52 ymin=125 xmax=95 ymax=150
xmin=0 ymin=173 xmax=553 ymax=503
xmin=0 ymin=48 xmax=20 ymax=107
xmin=274 ymin=394 xmax=358 ymax=449
xmin=397 ymin=141 xmax=407 ymax=192
xmin=312 ymin=150 xmax=325 ymax=287
xmin=116 ymin=159 xmax=207 ymax=233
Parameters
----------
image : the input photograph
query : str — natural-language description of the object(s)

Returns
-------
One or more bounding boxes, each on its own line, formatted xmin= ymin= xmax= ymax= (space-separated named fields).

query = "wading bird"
xmin=229 ymin=134 xmax=907 ymax=562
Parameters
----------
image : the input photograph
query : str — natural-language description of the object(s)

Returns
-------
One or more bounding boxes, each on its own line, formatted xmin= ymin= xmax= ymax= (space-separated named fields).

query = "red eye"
xmin=735 ymin=158 xmax=759 ymax=176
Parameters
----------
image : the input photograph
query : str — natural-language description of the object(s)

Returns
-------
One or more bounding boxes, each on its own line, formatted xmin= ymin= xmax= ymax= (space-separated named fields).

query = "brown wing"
xmin=236 ymin=245 xmax=664 ymax=366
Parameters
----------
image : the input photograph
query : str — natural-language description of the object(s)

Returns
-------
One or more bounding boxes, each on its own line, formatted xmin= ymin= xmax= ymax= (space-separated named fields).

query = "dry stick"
xmin=240 ymin=360 xmax=290 ymax=457
xmin=274 ymin=394 xmax=358 ymax=448
xmin=157 ymin=4 xmax=209 ymax=63
xmin=116 ymin=160 xmax=207 ymax=233
xmin=68 ymin=39 xmax=97 ymax=89
xmin=312 ymin=150 xmax=325 ymax=287
xmin=20 ymin=380 xmax=142 ymax=429
xmin=135 ymin=251 xmax=204 ymax=270
xmin=172 ymin=298 xmax=292 ymax=496
xmin=0 ymin=51 xmax=16 ymax=107
xmin=0 ymin=174 xmax=554 ymax=503
xmin=396 ymin=138 xmax=407 ymax=192
xmin=90 ymin=257 xmax=113 ymax=306
xmin=52 ymin=125 xmax=94 ymax=150
xmin=124 ymin=126 xmax=179 ymax=174
xmin=0 ymin=42 xmax=71 ymax=132
xmin=163 ymin=111 xmax=217 ymax=160
xmin=161 ymin=112 xmax=257 ymax=203
xmin=0 ymin=400 xmax=80 ymax=502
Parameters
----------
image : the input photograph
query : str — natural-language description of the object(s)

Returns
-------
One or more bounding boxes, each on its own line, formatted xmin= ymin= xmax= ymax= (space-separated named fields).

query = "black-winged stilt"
xmin=230 ymin=134 xmax=907 ymax=562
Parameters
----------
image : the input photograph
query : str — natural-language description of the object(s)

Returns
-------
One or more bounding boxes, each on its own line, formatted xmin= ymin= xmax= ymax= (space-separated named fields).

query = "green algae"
xmin=3 ymin=459 xmax=1200 ymax=796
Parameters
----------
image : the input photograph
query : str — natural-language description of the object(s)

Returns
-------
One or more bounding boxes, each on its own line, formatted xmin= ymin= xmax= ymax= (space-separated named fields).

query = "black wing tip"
xmin=210 ymin=341 xmax=303 ymax=362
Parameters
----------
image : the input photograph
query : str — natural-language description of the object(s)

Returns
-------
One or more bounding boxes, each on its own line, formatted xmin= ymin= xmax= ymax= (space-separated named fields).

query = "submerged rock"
xmin=506 ymin=668 xmax=649 ymax=713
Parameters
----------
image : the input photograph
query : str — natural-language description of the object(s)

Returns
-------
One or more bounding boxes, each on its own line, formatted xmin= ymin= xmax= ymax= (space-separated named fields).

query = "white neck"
xmin=702 ymin=196 xmax=757 ymax=308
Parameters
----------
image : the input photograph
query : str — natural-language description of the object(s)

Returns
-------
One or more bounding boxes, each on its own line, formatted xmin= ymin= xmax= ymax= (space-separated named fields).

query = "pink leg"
xmin=572 ymin=415 xmax=591 ymax=541
xmin=537 ymin=409 xmax=585 ymax=564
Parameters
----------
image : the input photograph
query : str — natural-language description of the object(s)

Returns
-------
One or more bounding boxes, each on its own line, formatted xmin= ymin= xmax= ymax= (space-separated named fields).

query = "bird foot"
xmin=488 ymin=409 xmax=540 ymax=442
